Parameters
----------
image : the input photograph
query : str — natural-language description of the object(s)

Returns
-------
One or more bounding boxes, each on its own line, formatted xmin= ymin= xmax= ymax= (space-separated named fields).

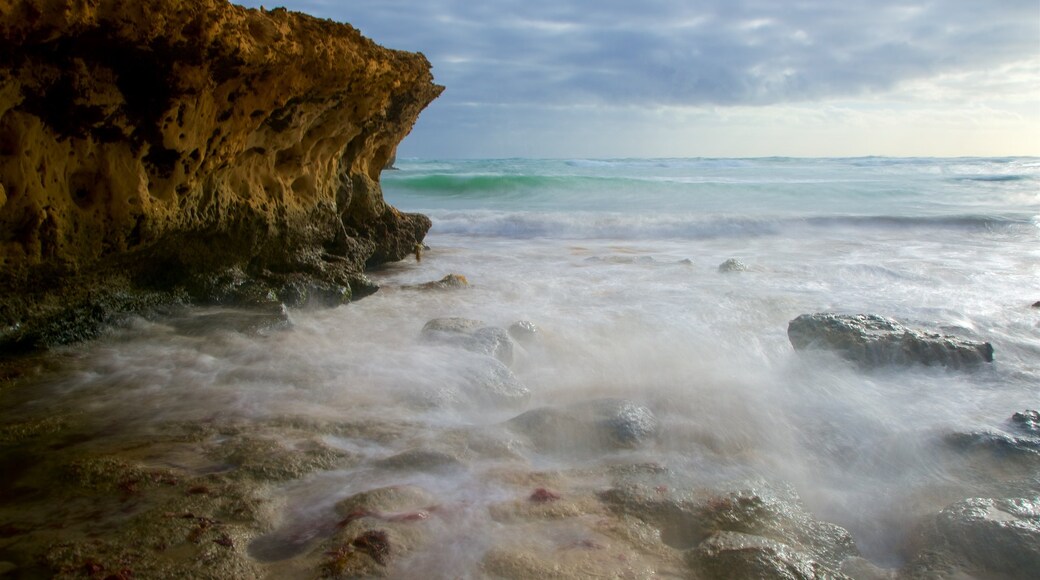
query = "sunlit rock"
xmin=0 ymin=0 xmax=442 ymax=348
xmin=787 ymin=313 xmax=994 ymax=368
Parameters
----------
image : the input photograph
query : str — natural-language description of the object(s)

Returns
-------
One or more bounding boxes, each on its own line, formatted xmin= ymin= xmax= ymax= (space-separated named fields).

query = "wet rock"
xmin=334 ymin=485 xmax=436 ymax=519
xmin=274 ymin=279 xmax=350 ymax=308
xmin=324 ymin=485 xmax=435 ymax=576
xmin=687 ymin=531 xmax=852 ymax=580
xmin=717 ymin=258 xmax=749 ymax=273
xmin=506 ymin=399 xmax=658 ymax=455
xmin=944 ymin=430 xmax=1040 ymax=459
xmin=0 ymin=0 xmax=441 ymax=352
xmin=839 ymin=557 xmax=896 ymax=579
xmin=211 ymin=435 xmax=345 ymax=481
xmin=458 ymin=356 xmax=530 ymax=406
xmin=507 ymin=320 xmax=540 ymax=345
xmin=165 ymin=304 xmax=292 ymax=337
xmin=374 ymin=449 xmax=465 ymax=473
xmin=1032 ymin=301 xmax=1040 ymax=308
xmin=943 ymin=411 xmax=1040 ymax=461
xmin=601 ymin=479 xmax=858 ymax=569
xmin=408 ymin=273 xmax=469 ymax=290
xmin=421 ymin=317 xmax=516 ymax=366
xmin=787 ymin=313 xmax=994 ymax=368
xmin=907 ymin=498 xmax=1040 ymax=578
xmin=1011 ymin=410 xmax=1040 ymax=434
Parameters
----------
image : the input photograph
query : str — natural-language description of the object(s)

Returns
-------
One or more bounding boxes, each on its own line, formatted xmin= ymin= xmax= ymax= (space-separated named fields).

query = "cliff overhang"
xmin=0 ymin=0 xmax=443 ymax=349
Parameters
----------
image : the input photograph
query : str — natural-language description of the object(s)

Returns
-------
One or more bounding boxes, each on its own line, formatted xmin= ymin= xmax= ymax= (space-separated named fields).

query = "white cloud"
xmin=237 ymin=0 xmax=1040 ymax=157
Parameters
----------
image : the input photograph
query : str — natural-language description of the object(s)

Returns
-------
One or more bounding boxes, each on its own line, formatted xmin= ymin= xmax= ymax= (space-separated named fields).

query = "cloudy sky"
xmin=239 ymin=0 xmax=1039 ymax=158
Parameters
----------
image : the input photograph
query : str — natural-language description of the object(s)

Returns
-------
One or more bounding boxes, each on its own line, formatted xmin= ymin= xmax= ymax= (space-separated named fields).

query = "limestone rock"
xmin=787 ymin=313 xmax=994 ymax=368
xmin=421 ymin=317 xmax=516 ymax=366
xmin=407 ymin=273 xmax=469 ymax=290
xmin=1012 ymin=410 xmax=1040 ymax=433
xmin=687 ymin=531 xmax=852 ymax=580
xmin=717 ymin=258 xmax=749 ymax=273
xmin=0 ymin=0 xmax=442 ymax=347
xmin=507 ymin=320 xmax=540 ymax=345
xmin=906 ymin=498 xmax=1040 ymax=578
xmin=458 ymin=356 xmax=530 ymax=407
xmin=505 ymin=398 xmax=658 ymax=455
xmin=600 ymin=479 xmax=858 ymax=569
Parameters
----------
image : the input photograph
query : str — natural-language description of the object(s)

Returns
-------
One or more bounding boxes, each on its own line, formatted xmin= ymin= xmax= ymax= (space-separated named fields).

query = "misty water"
xmin=2 ymin=157 xmax=1038 ymax=577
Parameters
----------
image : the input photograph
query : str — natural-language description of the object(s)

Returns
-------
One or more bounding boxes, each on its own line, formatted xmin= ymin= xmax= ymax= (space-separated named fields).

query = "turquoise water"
xmin=3 ymin=157 xmax=1037 ymax=574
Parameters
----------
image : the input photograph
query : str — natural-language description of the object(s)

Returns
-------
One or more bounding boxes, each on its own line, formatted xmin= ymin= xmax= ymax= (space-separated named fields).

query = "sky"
xmin=239 ymin=1 xmax=1039 ymax=158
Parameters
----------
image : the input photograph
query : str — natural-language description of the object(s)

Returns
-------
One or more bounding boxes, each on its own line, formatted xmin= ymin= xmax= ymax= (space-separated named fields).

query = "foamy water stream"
xmin=1 ymin=157 xmax=1037 ymax=577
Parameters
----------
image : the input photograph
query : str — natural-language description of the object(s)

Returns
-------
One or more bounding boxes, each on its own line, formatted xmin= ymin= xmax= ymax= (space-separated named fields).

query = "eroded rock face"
xmin=0 ymin=0 xmax=442 ymax=346
xmin=787 ymin=313 xmax=994 ymax=369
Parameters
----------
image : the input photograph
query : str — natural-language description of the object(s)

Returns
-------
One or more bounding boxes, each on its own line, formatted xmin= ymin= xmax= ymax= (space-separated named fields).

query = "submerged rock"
xmin=507 ymin=320 xmax=540 ymax=345
xmin=458 ymin=356 xmax=530 ymax=406
xmin=506 ymin=399 xmax=658 ymax=455
xmin=906 ymin=497 xmax=1040 ymax=578
xmin=1011 ymin=410 xmax=1040 ymax=433
xmin=601 ymin=479 xmax=858 ymax=570
xmin=165 ymin=304 xmax=292 ymax=337
xmin=717 ymin=258 xmax=749 ymax=273
xmin=374 ymin=449 xmax=465 ymax=473
xmin=687 ymin=531 xmax=852 ymax=580
xmin=421 ymin=317 xmax=516 ymax=366
xmin=787 ymin=313 xmax=994 ymax=368
xmin=408 ymin=273 xmax=470 ymax=290
xmin=944 ymin=411 xmax=1040 ymax=460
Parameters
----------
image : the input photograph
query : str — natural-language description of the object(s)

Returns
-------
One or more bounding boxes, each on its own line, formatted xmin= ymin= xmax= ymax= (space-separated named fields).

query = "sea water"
xmin=2 ymin=157 xmax=1038 ymax=575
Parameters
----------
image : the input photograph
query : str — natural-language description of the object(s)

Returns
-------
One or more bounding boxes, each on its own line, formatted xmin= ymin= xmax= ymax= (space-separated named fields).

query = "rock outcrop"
xmin=0 ymin=0 xmax=442 ymax=348
xmin=787 ymin=313 xmax=994 ymax=369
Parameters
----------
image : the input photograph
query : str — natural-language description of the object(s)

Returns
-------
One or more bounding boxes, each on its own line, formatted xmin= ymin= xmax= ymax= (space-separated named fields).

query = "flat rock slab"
xmin=787 ymin=313 xmax=993 ymax=369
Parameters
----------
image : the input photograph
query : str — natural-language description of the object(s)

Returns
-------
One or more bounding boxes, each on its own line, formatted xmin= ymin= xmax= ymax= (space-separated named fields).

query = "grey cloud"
xmin=236 ymin=0 xmax=1039 ymax=156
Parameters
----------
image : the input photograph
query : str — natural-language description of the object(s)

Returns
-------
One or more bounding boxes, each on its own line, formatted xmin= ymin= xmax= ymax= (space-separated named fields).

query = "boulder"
xmin=407 ymin=274 xmax=469 ymax=290
xmin=787 ymin=313 xmax=994 ymax=368
xmin=505 ymin=399 xmax=658 ymax=455
xmin=906 ymin=498 xmax=1040 ymax=578
xmin=687 ymin=531 xmax=853 ymax=580
xmin=373 ymin=449 xmax=465 ymax=473
xmin=457 ymin=356 xmax=530 ymax=407
xmin=1011 ymin=410 xmax=1040 ymax=433
xmin=717 ymin=258 xmax=749 ymax=273
xmin=507 ymin=320 xmax=540 ymax=345
xmin=600 ymin=479 xmax=858 ymax=569
xmin=421 ymin=317 xmax=516 ymax=366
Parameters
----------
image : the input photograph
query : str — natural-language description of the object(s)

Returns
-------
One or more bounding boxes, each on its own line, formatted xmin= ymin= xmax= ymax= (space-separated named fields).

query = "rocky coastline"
xmin=0 ymin=0 xmax=442 ymax=351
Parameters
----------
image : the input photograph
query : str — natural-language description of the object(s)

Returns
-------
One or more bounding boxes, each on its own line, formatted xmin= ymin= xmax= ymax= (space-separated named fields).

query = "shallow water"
xmin=1 ymin=157 xmax=1038 ymax=577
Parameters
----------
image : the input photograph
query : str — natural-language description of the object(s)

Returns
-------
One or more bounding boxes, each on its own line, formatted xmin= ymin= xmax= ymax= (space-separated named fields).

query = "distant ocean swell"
xmin=389 ymin=172 xmax=1034 ymax=195
xmin=426 ymin=210 xmax=1035 ymax=240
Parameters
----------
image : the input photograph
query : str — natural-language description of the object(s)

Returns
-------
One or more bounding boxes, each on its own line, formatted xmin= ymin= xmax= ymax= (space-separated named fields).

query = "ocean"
xmin=2 ymin=157 xmax=1038 ymax=576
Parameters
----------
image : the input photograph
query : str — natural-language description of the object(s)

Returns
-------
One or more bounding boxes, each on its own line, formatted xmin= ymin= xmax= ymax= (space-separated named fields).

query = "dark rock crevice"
xmin=0 ymin=0 xmax=443 ymax=350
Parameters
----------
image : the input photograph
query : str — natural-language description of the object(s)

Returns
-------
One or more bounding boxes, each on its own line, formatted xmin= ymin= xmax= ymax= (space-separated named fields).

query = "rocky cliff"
xmin=0 ymin=0 xmax=443 ymax=348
